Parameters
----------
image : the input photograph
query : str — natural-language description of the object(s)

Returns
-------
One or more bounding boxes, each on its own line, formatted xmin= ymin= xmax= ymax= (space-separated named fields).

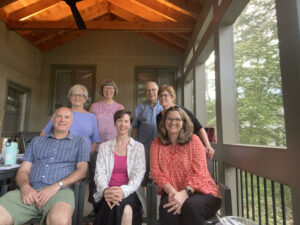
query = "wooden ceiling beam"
xmin=174 ymin=32 xmax=192 ymax=41
xmin=154 ymin=32 xmax=188 ymax=49
xmin=110 ymin=4 xmax=145 ymax=23
xmin=7 ymin=20 xmax=193 ymax=31
xmin=9 ymin=0 xmax=62 ymax=21
xmin=140 ymin=32 xmax=185 ymax=54
xmin=0 ymin=9 xmax=8 ymax=22
xmin=37 ymin=30 xmax=88 ymax=52
xmin=158 ymin=0 xmax=203 ymax=19
xmin=0 ymin=0 xmax=18 ymax=8
xmin=108 ymin=0 xmax=168 ymax=22
xmin=134 ymin=0 xmax=195 ymax=23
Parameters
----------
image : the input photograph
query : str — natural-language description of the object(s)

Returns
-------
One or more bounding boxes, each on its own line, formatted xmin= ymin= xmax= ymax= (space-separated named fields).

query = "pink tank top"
xmin=108 ymin=153 xmax=129 ymax=187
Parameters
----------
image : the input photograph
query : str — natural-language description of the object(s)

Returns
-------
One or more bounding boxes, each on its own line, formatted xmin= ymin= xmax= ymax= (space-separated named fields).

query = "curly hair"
xmin=158 ymin=105 xmax=193 ymax=145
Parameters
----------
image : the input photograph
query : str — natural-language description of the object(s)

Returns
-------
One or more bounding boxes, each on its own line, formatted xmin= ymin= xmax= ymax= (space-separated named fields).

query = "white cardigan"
xmin=93 ymin=137 xmax=146 ymax=210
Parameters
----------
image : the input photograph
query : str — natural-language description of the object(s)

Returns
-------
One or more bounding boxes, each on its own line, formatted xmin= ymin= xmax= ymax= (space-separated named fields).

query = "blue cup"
xmin=4 ymin=142 xmax=18 ymax=165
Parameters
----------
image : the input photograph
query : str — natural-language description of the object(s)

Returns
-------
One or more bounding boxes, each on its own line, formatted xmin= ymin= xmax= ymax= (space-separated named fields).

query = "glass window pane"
xmin=233 ymin=0 xmax=286 ymax=147
xmin=205 ymin=52 xmax=216 ymax=130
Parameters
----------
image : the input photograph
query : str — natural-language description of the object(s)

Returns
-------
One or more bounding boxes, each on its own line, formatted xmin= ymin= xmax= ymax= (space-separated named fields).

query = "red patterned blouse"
xmin=150 ymin=134 xmax=220 ymax=198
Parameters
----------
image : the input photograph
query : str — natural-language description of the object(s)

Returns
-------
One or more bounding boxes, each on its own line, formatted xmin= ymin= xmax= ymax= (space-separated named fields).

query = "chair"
xmin=77 ymin=180 xmax=157 ymax=225
xmin=19 ymin=132 xmax=40 ymax=153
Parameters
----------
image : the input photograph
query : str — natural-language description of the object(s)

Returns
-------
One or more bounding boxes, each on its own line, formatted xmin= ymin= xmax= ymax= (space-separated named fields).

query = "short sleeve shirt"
xmin=132 ymin=101 xmax=163 ymax=151
xmin=23 ymin=133 xmax=90 ymax=190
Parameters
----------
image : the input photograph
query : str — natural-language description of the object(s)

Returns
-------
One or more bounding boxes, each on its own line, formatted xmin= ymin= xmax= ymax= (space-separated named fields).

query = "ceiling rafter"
xmin=110 ymin=4 xmax=146 ymax=23
xmin=154 ymin=32 xmax=188 ymax=49
xmin=108 ymin=0 xmax=169 ymax=22
xmin=37 ymin=30 xmax=88 ymax=52
xmin=134 ymin=0 xmax=196 ymax=23
xmin=157 ymin=0 xmax=203 ymax=19
xmin=174 ymin=32 xmax=191 ymax=41
xmin=9 ymin=0 xmax=61 ymax=21
xmin=140 ymin=32 xmax=185 ymax=54
xmin=7 ymin=20 xmax=193 ymax=31
xmin=0 ymin=0 xmax=18 ymax=8
xmin=0 ymin=8 xmax=8 ymax=22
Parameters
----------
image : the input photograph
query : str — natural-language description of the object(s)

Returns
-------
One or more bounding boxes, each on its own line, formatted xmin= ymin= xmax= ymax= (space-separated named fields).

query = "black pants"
xmin=88 ymin=151 xmax=98 ymax=206
xmin=159 ymin=192 xmax=222 ymax=225
xmin=93 ymin=192 xmax=142 ymax=225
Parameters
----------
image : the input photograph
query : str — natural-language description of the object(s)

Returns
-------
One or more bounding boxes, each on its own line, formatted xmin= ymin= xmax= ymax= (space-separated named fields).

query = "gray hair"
xmin=68 ymin=84 xmax=88 ymax=99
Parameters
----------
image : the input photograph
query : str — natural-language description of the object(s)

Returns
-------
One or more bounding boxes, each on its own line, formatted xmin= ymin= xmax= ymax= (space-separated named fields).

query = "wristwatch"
xmin=184 ymin=187 xmax=193 ymax=197
xmin=58 ymin=181 xmax=64 ymax=189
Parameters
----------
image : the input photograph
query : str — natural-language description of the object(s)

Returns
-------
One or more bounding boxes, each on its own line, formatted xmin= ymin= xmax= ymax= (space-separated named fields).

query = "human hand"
xmin=20 ymin=185 xmax=39 ymax=205
xmin=163 ymin=191 xmax=188 ymax=215
xmin=36 ymin=183 xmax=60 ymax=208
xmin=206 ymin=146 xmax=215 ymax=159
xmin=104 ymin=187 xmax=124 ymax=209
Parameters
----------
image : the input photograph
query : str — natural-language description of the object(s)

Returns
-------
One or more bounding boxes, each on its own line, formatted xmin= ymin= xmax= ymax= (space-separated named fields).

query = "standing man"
xmin=0 ymin=107 xmax=89 ymax=225
xmin=131 ymin=81 xmax=163 ymax=183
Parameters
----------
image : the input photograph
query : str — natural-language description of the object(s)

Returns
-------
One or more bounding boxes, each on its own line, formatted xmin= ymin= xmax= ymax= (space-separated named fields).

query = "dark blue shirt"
xmin=23 ymin=133 xmax=90 ymax=190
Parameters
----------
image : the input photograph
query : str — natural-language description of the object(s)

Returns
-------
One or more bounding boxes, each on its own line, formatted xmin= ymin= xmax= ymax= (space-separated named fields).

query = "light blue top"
xmin=132 ymin=101 xmax=163 ymax=151
xmin=24 ymin=133 xmax=90 ymax=190
xmin=43 ymin=111 xmax=100 ymax=151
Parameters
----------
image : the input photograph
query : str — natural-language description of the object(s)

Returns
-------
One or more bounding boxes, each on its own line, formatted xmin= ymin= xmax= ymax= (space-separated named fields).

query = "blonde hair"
xmin=99 ymin=79 xmax=119 ymax=96
xmin=158 ymin=85 xmax=176 ymax=103
xmin=158 ymin=105 xmax=193 ymax=145
xmin=68 ymin=84 xmax=88 ymax=99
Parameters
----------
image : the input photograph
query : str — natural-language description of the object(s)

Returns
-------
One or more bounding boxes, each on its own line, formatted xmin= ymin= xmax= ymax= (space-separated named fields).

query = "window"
xmin=1 ymin=81 xmax=31 ymax=136
xmin=205 ymin=52 xmax=216 ymax=129
xmin=48 ymin=65 xmax=96 ymax=115
xmin=134 ymin=67 xmax=177 ymax=106
xmin=233 ymin=0 xmax=286 ymax=146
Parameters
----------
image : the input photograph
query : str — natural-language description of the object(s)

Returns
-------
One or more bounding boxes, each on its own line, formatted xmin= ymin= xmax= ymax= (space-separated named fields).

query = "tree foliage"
xmin=234 ymin=0 xmax=286 ymax=146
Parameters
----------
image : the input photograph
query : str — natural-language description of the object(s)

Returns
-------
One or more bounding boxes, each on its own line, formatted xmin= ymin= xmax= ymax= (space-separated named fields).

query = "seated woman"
xmin=157 ymin=85 xmax=214 ymax=159
xmin=150 ymin=105 xmax=221 ymax=225
xmin=93 ymin=110 xmax=146 ymax=225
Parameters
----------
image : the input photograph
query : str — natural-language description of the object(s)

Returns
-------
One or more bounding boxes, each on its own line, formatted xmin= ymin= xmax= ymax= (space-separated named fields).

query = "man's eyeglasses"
xmin=166 ymin=117 xmax=183 ymax=123
xmin=70 ymin=93 xmax=85 ymax=98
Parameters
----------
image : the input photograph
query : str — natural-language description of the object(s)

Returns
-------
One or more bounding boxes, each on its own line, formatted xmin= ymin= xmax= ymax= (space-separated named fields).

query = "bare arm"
xmin=91 ymin=142 xmax=97 ymax=153
xmin=16 ymin=161 xmax=39 ymax=205
xmin=36 ymin=161 xmax=88 ymax=208
xmin=131 ymin=127 xmax=138 ymax=139
xmin=198 ymin=128 xmax=215 ymax=159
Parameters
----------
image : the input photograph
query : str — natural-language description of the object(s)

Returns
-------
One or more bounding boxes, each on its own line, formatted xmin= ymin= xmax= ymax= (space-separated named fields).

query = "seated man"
xmin=0 ymin=107 xmax=89 ymax=225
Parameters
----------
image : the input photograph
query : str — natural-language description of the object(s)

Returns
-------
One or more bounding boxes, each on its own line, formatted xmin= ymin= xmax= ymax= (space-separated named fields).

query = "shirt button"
xmin=46 ymin=164 xmax=48 ymax=167
xmin=51 ymin=157 xmax=53 ymax=160
xmin=42 ymin=175 xmax=45 ymax=178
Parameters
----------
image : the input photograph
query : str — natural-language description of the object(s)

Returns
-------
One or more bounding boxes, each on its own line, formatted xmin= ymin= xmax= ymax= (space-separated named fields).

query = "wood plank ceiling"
xmin=0 ymin=0 xmax=204 ymax=54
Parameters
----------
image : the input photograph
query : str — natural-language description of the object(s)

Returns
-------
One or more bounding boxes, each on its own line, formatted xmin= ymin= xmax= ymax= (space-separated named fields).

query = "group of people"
xmin=0 ymin=80 xmax=221 ymax=225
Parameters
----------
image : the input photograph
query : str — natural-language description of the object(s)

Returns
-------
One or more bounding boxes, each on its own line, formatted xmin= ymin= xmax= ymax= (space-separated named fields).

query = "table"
xmin=0 ymin=167 xmax=18 ymax=197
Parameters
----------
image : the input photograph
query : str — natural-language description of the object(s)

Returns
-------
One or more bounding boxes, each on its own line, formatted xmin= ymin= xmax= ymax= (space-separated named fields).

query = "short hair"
xmin=68 ymin=84 xmax=88 ymax=99
xmin=158 ymin=105 xmax=193 ymax=145
xmin=114 ymin=110 xmax=133 ymax=124
xmin=158 ymin=85 xmax=176 ymax=102
xmin=99 ymin=79 xmax=119 ymax=97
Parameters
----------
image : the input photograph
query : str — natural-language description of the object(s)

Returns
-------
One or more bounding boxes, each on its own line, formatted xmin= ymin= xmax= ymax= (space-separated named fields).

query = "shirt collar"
xmin=47 ymin=131 xmax=73 ymax=140
xmin=110 ymin=137 xmax=135 ymax=148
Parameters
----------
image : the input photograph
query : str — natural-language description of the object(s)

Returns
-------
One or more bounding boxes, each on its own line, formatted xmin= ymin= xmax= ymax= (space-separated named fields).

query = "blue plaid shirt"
xmin=23 ymin=133 xmax=90 ymax=190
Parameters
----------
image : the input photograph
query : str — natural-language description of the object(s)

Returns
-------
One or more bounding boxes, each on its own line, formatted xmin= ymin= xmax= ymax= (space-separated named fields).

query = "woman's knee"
xmin=122 ymin=205 xmax=133 ymax=218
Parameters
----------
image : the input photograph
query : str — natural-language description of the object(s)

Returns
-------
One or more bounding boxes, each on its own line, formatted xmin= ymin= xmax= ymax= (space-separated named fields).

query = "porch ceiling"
xmin=0 ymin=0 xmax=204 ymax=54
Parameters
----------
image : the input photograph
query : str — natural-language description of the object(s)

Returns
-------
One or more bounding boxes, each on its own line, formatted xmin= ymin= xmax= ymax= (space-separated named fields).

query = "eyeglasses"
xmin=70 ymin=93 xmax=85 ymax=98
xmin=166 ymin=117 xmax=183 ymax=123
xmin=158 ymin=94 xmax=171 ymax=98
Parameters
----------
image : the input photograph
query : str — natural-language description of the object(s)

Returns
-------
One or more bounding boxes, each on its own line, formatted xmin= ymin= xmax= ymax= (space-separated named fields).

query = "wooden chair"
xmin=19 ymin=131 xmax=40 ymax=153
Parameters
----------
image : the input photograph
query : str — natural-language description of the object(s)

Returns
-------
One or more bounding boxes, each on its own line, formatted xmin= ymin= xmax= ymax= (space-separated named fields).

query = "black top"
xmin=156 ymin=105 xmax=203 ymax=137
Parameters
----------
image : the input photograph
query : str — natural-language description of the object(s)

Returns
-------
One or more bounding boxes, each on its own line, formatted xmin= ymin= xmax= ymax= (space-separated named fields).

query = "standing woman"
xmin=41 ymin=84 xmax=100 ymax=153
xmin=150 ymin=106 xmax=221 ymax=225
xmin=90 ymin=79 xmax=124 ymax=143
xmin=93 ymin=110 xmax=146 ymax=225
xmin=89 ymin=79 xmax=124 ymax=205
xmin=156 ymin=85 xmax=215 ymax=159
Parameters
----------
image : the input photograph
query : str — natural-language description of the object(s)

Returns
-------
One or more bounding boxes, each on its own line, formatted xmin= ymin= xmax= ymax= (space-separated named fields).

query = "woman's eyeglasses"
xmin=70 ymin=93 xmax=85 ymax=98
xmin=166 ymin=117 xmax=183 ymax=123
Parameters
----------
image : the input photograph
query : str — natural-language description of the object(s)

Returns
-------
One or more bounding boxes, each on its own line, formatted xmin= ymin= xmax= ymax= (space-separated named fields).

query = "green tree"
xmin=234 ymin=0 xmax=286 ymax=146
